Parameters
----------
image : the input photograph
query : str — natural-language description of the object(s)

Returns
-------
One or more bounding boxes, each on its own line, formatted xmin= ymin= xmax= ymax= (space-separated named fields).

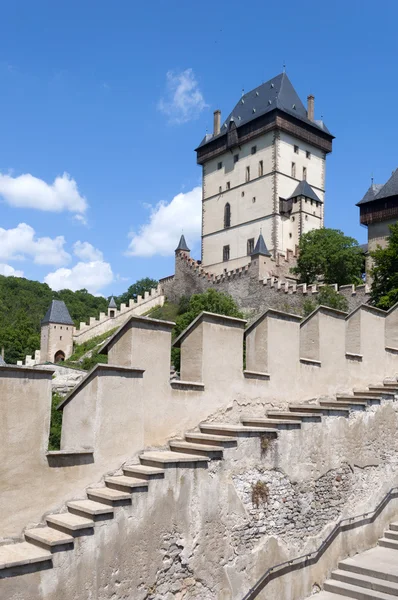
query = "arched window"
xmin=224 ymin=203 xmax=231 ymax=228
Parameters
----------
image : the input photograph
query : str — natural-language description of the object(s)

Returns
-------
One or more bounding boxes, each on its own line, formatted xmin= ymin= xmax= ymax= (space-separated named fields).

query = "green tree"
xmin=116 ymin=278 xmax=158 ymax=306
xmin=370 ymin=223 xmax=398 ymax=310
xmin=291 ymin=228 xmax=363 ymax=286
xmin=302 ymin=286 xmax=349 ymax=317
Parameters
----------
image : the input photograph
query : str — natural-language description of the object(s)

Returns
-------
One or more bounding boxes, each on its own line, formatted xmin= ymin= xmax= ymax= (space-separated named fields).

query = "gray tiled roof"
xmin=356 ymin=183 xmax=384 ymax=206
xmin=108 ymin=296 xmax=117 ymax=309
xmin=175 ymin=234 xmax=190 ymax=252
xmin=251 ymin=233 xmax=271 ymax=257
xmin=288 ymin=180 xmax=322 ymax=203
xmin=374 ymin=169 xmax=398 ymax=201
xmin=198 ymin=73 xmax=331 ymax=148
xmin=41 ymin=300 xmax=74 ymax=326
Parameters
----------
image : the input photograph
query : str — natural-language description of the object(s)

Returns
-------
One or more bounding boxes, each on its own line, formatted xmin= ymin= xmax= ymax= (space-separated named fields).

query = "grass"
xmin=145 ymin=302 xmax=179 ymax=322
xmin=48 ymin=392 xmax=63 ymax=451
xmin=66 ymin=327 xmax=118 ymax=363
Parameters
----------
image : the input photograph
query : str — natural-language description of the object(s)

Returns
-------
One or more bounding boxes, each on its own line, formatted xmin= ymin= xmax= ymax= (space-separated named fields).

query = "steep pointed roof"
xmin=251 ymin=233 xmax=271 ymax=257
xmin=175 ymin=234 xmax=190 ymax=252
xmin=374 ymin=168 xmax=398 ymax=201
xmin=288 ymin=180 xmax=322 ymax=203
xmin=198 ymin=73 xmax=332 ymax=148
xmin=356 ymin=183 xmax=384 ymax=206
xmin=41 ymin=300 xmax=74 ymax=326
xmin=108 ymin=296 xmax=117 ymax=309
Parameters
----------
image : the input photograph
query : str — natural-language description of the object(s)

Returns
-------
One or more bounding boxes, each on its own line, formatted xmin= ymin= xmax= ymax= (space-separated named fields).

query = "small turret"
xmin=40 ymin=300 xmax=74 ymax=363
xmin=108 ymin=296 xmax=117 ymax=318
xmin=251 ymin=233 xmax=271 ymax=258
xmin=250 ymin=233 xmax=272 ymax=280
xmin=175 ymin=235 xmax=190 ymax=253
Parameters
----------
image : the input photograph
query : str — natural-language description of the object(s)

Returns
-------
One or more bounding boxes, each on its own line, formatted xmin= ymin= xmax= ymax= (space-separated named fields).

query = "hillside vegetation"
xmin=0 ymin=276 xmax=109 ymax=364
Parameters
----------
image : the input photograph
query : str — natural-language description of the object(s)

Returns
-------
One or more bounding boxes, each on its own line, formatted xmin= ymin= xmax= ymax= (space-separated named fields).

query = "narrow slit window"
xmin=224 ymin=203 xmax=231 ymax=228
xmin=291 ymin=162 xmax=296 ymax=178
xmin=223 ymin=245 xmax=230 ymax=261
xmin=259 ymin=160 xmax=263 ymax=177
xmin=246 ymin=166 xmax=250 ymax=182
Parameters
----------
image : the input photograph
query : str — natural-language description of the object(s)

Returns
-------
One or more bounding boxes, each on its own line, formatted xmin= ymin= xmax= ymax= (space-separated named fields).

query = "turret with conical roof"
xmin=40 ymin=300 xmax=74 ymax=363
xmin=108 ymin=296 xmax=117 ymax=318
xmin=175 ymin=235 xmax=190 ymax=253
xmin=251 ymin=233 xmax=271 ymax=257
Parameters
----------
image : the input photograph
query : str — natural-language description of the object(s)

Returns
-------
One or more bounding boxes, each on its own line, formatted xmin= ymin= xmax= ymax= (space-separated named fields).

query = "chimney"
xmin=213 ymin=109 xmax=221 ymax=135
xmin=307 ymin=95 xmax=314 ymax=121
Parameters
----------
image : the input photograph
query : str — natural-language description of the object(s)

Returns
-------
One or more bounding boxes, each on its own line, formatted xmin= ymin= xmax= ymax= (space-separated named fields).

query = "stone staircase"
xmin=309 ymin=523 xmax=398 ymax=599
xmin=1 ymin=381 xmax=397 ymax=594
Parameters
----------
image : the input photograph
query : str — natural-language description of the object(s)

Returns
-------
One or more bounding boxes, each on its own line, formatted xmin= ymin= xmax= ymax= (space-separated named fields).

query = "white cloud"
xmin=73 ymin=241 xmax=103 ymax=262
xmin=127 ymin=186 xmax=201 ymax=257
xmin=0 ymin=223 xmax=70 ymax=266
xmin=0 ymin=172 xmax=87 ymax=214
xmin=44 ymin=260 xmax=114 ymax=294
xmin=0 ymin=263 xmax=24 ymax=277
xmin=158 ymin=69 xmax=208 ymax=124
xmin=73 ymin=214 xmax=88 ymax=226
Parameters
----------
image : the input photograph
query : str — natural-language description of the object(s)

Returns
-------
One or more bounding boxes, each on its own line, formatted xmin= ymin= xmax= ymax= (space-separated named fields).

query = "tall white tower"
xmin=40 ymin=300 xmax=74 ymax=363
xmin=195 ymin=73 xmax=334 ymax=275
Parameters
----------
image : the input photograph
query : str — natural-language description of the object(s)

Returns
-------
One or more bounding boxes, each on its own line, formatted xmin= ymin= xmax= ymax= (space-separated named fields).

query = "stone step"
xmin=122 ymin=464 xmax=165 ymax=479
xmin=169 ymin=440 xmax=223 ymax=457
xmin=331 ymin=568 xmax=398 ymax=596
xmin=140 ymin=451 xmax=210 ymax=468
xmin=199 ymin=423 xmax=278 ymax=435
xmin=289 ymin=404 xmax=350 ymax=415
xmin=104 ymin=476 xmax=149 ymax=492
xmin=368 ymin=387 xmax=397 ymax=395
xmin=25 ymin=526 xmax=74 ymax=550
xmin=390 ymin=522 xmax=398 ymax=532
xmin=87 ymin=487 xmax=132 ymax=504
xmin=379 ymin=537 xmax=398 ymax=550
xmin=319 ymin=400 xmax=366 ymax=409
xmin=324 ymin=577 xmax=397 ymax=599
xmin=240 ymin=416 xmax=301 ymax=428
xmin=339 ymin=546 xmax=398 ymax=584
xmin=336 ymin=395 xmax=380 ymax=404
xmin=46 ymin=512 xmax=94 ymax=533
xmin=185 ymin=432 xmax=238 ymax=445
xmin=384 ymin=530 xmax=398 ymax=541
xmin=308 ymin=593 xmax=343 ymax=600
xmin=354 ymin=390 xmax=395 ymax=398
xmin=0 ymin=541 xmax=51 ymax=570
xmin=267 ymin=410 xmax=322 ymax=421
xmin=67 ymin=499 xmax=114 ymax=518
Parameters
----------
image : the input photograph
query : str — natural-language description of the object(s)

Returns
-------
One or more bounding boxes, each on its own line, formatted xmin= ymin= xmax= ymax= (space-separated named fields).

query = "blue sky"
xmin=0 ymin=0 xmax=397 ymax=295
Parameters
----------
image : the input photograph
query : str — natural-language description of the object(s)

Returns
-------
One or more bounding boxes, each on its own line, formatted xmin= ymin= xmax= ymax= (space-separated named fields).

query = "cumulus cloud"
xmin=0 ymin=223 xmax=70 ymax=266
xmin=0 ymin=263 xmax=24 ymax=277
xmin=0 ymin=172 xmax=87 ymax=214
xmin=127 ymin=186 xmax=201 ymax=257
xmin=73 ymin=241 xmax=103 ymax=262
xmin=44 ymin=261 xmax=114 ymax=294
xmin=158 ymin=69 xmax=208 ymax=124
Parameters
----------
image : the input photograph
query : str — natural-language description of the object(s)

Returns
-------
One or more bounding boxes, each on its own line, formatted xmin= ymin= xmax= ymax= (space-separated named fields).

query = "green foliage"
xmin=48 ymin=392 xmax=63 ymax=451
xmin=81 ymin=351 xmax=108 ymax=371
xmin=145 ymin=302 xmax=180 ymax=322
xmin=302 ymin=286 xmax=349 ymax=317
xmin=370 ymin=223 xmax=398 ymax=310
xmin=66 ymin=328 xmax=118 ymax=363
xmin=291 ymin=228 xmax=363 ymax=286
xmin=0 ymin=276 xmax=108 ymax=364
xmin=116 ymin=278 xmax=158 ymax=307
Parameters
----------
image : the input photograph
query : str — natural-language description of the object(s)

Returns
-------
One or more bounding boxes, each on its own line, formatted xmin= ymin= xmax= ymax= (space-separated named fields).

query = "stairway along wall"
xmin=1 ymin=303 xmax=398 ymax=542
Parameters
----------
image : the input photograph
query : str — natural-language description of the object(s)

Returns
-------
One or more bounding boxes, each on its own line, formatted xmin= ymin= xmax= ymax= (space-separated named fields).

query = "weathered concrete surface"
xmin=2 ymin=400 xmax=398 ymax=600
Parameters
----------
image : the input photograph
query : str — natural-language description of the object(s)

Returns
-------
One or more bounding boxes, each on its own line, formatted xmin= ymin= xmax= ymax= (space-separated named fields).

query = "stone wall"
xmin=160 ymin=251 xmax=370 ymax=317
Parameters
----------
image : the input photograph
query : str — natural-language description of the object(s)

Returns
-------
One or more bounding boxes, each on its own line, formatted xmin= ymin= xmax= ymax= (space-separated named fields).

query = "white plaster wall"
xmin=277 ymin=131 xmax=325 ymax=192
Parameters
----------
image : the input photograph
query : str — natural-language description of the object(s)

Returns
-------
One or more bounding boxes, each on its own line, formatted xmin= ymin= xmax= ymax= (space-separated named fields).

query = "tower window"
xmin=219 ymin=186 xmax=222 ymax=193
xmin=251 ymin=145 xmax=257 ymax=155
xmin=303 ymin=166 xmax=307 ymax=180
xmin=294 ymin=145 xmax=299 ymax=154
xmin=226 ymin=181 xmax=231 ymax=190
xmin=217 ymin=161 xmax=222 ymax=170
xmin=224 ymin=203 xmax=231 ymax=228
xmin=241 ymin=191 xmax=245 ymax=197
xmin=259 ymin=160 xmax=263 ymax=177
xmin=246 ymin=166 xmax=250 ymax=182
xmin=306 ymin=151 xmax=311 ymax=159
xmin=247 ymin=238 xmax=255 ymax=255
xmin=60 ymin=336 xmax=62 ymax=341
xmin=289 ymin=233 xmax=292 ymax=238
xmin=234 ymin=154 xmax=239 ymax=163
xmin=291 ymin=162 xmax=296 ymax=178
xmin=223 ymin=245 xmax=230 ymax=261
xmin=252 ymin=197 xmax=256 ymax=203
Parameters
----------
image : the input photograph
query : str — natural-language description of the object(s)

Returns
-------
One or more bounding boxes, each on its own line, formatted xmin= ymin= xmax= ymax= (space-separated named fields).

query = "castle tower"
xmin=195 ymin=72 xmax=334 ymax=275
xmin=108 ymin=296 xmax=117 ymax=318
xmin=40 ymin=300 xmax=74 ymax=363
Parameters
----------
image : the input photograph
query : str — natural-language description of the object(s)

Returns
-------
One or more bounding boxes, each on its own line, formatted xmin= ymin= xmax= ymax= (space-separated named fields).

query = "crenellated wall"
xmin=1 ymin=303 xmax=398 ymax=599
xmin=160 ymin=250 xmax=370 ymax=317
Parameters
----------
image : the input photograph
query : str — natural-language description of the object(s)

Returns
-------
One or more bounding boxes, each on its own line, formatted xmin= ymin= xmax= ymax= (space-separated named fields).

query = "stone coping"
xmin=99 ymin=314 xmax=175 ymax=354
xmin=46 ymin=449 xmax=94 ymax=456
xmin=299 ymin=357 xmax=322 ymax=366
xmin=57 ymin=364 xmax=145 ymax=410
xmin=300 ymin=305 xmax=348 ymax=327
xmin=173 ymin=311 xmax=247 ymax=348
xmin=243 ymin=370 xmax=271 ymax=380
xmin=245 ymin=308 xmax=302 ymax=337
xmin=0 ymin=364 xmax=55 ymax=376
xmin=386 ymin=346 xmax=398 ymax=354
xmin=345 ymin=352 xmax=363 ymax=361
xmin=345 ymin=303 xmax=386 ymax=320
xmin=170 ymin=380 xmax=205 ymax=391
xmin=386 ymin=301 xmax=398 ymax=315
